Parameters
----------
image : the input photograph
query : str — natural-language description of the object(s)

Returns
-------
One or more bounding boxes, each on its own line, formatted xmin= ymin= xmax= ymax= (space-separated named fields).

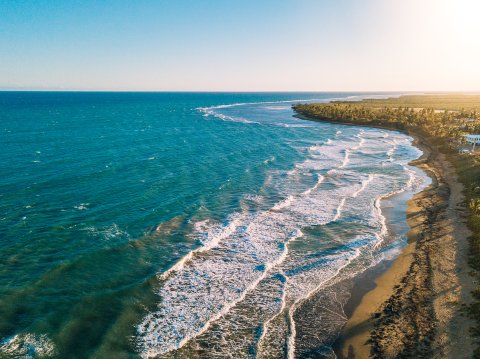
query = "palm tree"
xmin=469 ymin=199 xmax=480 ymax=215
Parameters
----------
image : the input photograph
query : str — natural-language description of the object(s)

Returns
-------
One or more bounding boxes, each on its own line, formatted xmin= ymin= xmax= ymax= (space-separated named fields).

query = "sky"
xmin=1 ymin=0 xmax=479 ymax=91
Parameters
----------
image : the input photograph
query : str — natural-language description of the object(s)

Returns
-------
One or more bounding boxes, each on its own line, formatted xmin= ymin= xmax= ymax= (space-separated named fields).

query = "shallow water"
xmin=0 ymin=92 xmax=426 ymax=358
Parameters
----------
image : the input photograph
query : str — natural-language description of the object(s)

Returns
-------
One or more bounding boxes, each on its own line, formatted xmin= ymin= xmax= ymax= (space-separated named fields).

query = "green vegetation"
xmin=293 ymin=95 xmax=480 ymax=356
xmin=293 ymin=102 xmax=480 ymax=140
xmin=338 ymin=94 xmax=480 ymax=112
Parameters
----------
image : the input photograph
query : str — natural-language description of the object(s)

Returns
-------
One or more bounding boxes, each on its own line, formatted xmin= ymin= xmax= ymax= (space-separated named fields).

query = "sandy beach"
xmin=334 ymin=131 xmax=475 ymax=358
xmin=295 ymin=112 xmax=475 ymax=358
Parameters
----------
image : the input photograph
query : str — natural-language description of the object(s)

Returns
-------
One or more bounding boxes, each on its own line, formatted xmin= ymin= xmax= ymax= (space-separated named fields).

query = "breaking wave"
xmin=136 ymin=101 xmax=425 ymax=358
xmin=0 ymin=333 xmax=56 ymax=358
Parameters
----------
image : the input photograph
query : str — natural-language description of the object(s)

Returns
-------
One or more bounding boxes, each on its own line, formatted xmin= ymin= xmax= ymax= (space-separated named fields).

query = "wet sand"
xmin=294 ymin=113 xmax=474 ymax=358
xmin=334 ymin=132 xmax=475 ymax=358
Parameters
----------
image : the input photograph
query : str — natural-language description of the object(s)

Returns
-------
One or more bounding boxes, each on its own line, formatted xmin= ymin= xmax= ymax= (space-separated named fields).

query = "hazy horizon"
xmin=2 ymin=0 xmax=479 ymax=92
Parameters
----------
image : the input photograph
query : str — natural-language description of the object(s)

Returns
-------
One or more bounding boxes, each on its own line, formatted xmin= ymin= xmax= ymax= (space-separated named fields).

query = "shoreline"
xmin=295 ymin=113 xmax=474 ymax=358
xmin=334 ymin=133 xmax=435 ymax=358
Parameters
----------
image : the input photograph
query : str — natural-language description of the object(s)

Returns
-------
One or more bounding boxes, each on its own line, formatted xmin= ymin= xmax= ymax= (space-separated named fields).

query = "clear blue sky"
xmin=1 ymin=0 xmax=479 ymax=91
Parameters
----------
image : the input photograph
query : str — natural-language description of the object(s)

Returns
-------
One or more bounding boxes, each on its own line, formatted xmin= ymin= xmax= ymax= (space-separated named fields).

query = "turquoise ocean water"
xmin=0 ymin=92 xmax=426 ymax=358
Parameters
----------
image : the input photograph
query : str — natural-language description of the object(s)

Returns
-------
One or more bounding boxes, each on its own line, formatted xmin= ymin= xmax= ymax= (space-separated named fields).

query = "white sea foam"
xmin=198 ymin=96 xmax=347 ymax=126
xmin=371 ymin=170 xmax=421 ymax=250
xmin=197 ymin=98 xmax=326 ymax=114
xmin=263 ymin=156 xmax=275 ymax=165
xmin=0 ymin=333 xmax=56 ymax=358
xmin=136 ymin=99 xmax=426 ymax=358
xmin=339 ymin=149 xmax=350 ymax=168
xmin=404 ymin=164 xmax=420 ymax=189
xmin=333 ymin=198 xmax=347 ymax=221
xmin=302 ymin=174 xmax=325 ymax=196
xmin=74 ymin=203 xmax=89 ymax=210
xmin=352 ymin=174 xmax=375 ymax=198
xmin=136 ymin=165 xmax=370 ymax=357
xmin=243 ymin=193 xmax=264 ymax=203
xmin=286 ymin=248 xmax=360 ymax=359
xmin=159 ymin=214 xmax=246 ymax=281
xmin=271 ymin=195 xmax=295 ymax=211
xmin=256 ymin=271 xmax=289 ymax=352
xmin=83 ymin=223 xmax=130 ymax=242
xmin=277 ymin=123 xmax=313 ymax=128
xmin=264 ymin=105 xmax=291 ymax=110
xmin=197 ymin=93 xmax=401 ymax=116
xmin=200 ymin=108 xmax=260 ymax=124
xmin=386 ymin=146 xmax=396 ymax=158
xmin=136 ymin=171 xmax=366 ymax=356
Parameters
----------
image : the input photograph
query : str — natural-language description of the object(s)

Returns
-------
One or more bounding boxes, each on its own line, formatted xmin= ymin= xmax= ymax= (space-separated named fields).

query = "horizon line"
xmin=1 ymin=89 xmax=479 ymax=94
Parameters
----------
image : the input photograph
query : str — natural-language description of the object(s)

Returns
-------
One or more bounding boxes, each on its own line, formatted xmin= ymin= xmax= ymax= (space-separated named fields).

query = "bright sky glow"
xmin=1 ymin=0 xmax=479 ymax=91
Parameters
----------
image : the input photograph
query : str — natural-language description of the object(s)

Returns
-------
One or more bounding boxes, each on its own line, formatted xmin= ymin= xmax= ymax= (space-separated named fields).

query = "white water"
xmin=0 ymin=333 xmax=56 ymax=358
xmin=136 ymin=100 xmax=425 ymax=358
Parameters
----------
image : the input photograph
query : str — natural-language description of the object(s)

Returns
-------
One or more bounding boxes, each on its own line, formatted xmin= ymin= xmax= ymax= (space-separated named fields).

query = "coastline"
xmin=295 ymin=114 xmax=474 ymax=358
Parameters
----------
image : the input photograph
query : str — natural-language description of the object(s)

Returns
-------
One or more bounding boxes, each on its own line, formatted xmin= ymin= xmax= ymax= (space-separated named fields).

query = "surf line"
xmin=334 ymin=173 xmax=375 ymax=222
xmin=159 ymin=170 xmax=320 ymax=281
xmin=339 ymin=131 xmax=365 ymax=169
xmin=372 ymin=169 xmax=417 ymax=250
xmin=255 ymin=271 xmax=289 ymax=356
xmin=152 ymin=131 xmax=380 ymax=356
xmin=198 ymin=93 xmax=400 ymax=115
xmin=281 ymin=132 xmax=368 ymax=216
xmin=159 ymin=215 xmax=244 ymax=280
xmin=257 ymin=173 xmax=375 ymax=358
xmin=286 ymin=248 xmax=362 ymax=359
xmin=152 ymin=228 xmax=305 ymax=357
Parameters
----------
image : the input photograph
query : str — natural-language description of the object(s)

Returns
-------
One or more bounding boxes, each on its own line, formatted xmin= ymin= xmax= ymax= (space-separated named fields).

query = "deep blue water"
xmin=0 ymin=92 xmax=425 ymax=358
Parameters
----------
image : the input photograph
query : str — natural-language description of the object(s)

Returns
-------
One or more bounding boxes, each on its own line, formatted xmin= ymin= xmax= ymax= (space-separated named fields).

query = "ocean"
xmin=0 ymin=92 xmax=427 ymax=358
